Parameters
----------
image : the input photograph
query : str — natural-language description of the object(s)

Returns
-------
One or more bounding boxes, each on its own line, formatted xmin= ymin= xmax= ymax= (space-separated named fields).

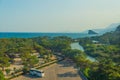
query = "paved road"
xmin=12 ymin=59 xmax=82 ymax=80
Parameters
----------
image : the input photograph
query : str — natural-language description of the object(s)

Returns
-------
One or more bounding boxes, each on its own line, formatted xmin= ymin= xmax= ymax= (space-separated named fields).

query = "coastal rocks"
xmin=88 ymin=30 xmax=98 ymax=34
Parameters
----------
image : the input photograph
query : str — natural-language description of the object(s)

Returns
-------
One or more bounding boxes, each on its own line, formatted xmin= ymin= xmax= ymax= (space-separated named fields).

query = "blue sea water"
xmin=0 ymin=32 xmax=97 ymax=38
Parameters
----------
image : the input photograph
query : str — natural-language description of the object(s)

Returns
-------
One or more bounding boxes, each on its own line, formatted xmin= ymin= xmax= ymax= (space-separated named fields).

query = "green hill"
xmin=92 ymin=25 xmax=120 ymax=45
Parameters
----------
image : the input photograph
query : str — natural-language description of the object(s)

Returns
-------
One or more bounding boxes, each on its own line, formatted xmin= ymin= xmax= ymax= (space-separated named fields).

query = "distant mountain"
xmin=92 ymin=24 xmax=120 ymax=45
xmin=88 ymin=30 xmax=98 ymax=34
xmin=95 ymin=23 xmax=120 ymax=34
xmin=83 ymin=23 xmax=120 ymax=34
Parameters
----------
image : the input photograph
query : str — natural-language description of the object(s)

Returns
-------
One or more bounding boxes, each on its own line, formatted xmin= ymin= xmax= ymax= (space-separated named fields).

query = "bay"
xmin=0 ymin=32 xmax=97 ymax=38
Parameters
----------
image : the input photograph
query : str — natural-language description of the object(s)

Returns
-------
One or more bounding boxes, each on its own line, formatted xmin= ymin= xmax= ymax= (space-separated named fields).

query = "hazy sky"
xmin=0 ymin=0 xmax=120 ymax=32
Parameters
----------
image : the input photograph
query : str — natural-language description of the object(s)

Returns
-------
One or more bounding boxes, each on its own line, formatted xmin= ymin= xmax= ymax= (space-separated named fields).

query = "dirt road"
xmin=12 ymin=59 xmax=82 ymax=80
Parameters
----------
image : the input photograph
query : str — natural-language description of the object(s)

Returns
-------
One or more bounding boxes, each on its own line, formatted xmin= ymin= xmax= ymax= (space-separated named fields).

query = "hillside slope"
xmin=92 ymin=25 xmax=120 ymax=45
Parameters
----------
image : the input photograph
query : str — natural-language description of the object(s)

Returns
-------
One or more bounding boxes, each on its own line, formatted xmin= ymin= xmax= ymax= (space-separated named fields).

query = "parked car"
xmin=29 ymin=68 xmax=45 ymax=77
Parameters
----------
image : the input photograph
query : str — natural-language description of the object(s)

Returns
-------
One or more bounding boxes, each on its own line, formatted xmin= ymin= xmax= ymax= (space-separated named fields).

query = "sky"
xmin=0 ymin=0 xmax=120 ymax=32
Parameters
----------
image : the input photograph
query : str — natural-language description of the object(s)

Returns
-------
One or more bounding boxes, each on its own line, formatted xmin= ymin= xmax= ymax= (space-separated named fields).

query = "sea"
xmin=0 ymin=32 xmax=98 ymax=39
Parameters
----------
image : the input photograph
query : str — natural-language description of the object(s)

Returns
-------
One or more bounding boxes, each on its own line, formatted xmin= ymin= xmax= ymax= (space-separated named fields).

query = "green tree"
xmin=0 ymin=70 xmax=5 ymax=80
xmin=89 ymin=59 xmax=120 ymax=80
xmin=21 ymin=52 xmax=39 ymax=68
xmin=5 ymin=69 xmax=11 ymax=75
xmin=0 ymin=52 xmax=10 ymax=71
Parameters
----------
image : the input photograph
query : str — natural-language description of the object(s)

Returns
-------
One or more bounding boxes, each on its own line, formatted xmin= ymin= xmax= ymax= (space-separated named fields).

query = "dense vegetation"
xmin=0 ymin=70 xmax=5 ymax=80
xmin=0 ymin=26 xmax=120 ymax=80
xmin=32 ymin=36 xmax=72 ymax=52
xmin=77 ymin=25 xmax=120 ymax=80
xmin=79 ymin=25 xmax=120 ymax=64
xmin=0 ymin=36 xmax=72 ymax=80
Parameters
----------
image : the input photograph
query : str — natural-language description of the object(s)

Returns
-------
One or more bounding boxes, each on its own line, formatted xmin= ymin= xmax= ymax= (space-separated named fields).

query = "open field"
xmin=11 ymin=59 xmax=82 ymax=80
